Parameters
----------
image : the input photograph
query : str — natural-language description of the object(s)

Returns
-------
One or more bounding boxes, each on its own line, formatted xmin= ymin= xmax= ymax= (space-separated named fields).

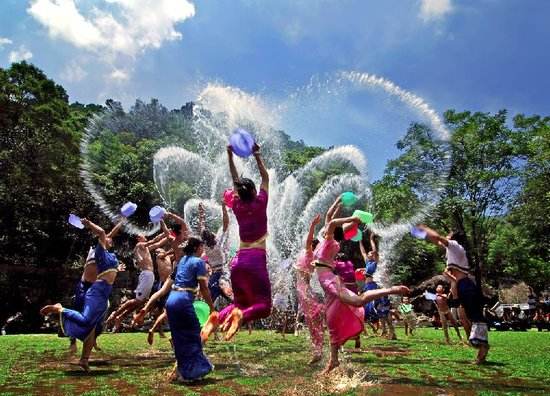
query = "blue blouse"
xmin=95 ymin=243 xmax=118 ymax=276
xmin=171 ymin=256 xmax=208 ymax=289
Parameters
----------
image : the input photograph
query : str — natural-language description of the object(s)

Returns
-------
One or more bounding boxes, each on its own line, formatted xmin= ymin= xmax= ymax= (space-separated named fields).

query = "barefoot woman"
xmin=40 ymin=217 xmax=124 ymax=371
xmin=202 ymin=143 xmax=271 ymax=341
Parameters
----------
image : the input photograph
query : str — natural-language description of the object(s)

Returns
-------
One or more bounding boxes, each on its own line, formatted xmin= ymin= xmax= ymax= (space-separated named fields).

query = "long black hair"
xmin=449 ymin=230 xmax=467 ymax=249
xmin=333 ymin=226 xmax=344 ymax=242
xmin=201 ymin=229 xmax=217 ymax=248
xmin=235 ymin=177 xmax=256 ymax=202
xmin=181 ymin=237 xmax=204 ymax=256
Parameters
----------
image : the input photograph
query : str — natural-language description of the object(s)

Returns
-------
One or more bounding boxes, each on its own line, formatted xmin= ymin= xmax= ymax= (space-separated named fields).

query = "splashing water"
xmin=80 ymin=71 xmax=450 ymax=304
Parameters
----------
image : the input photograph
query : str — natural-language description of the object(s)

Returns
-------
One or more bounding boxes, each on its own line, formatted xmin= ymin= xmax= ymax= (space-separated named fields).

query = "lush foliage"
xmin=1 ymin=62 xmax=548 ymax=329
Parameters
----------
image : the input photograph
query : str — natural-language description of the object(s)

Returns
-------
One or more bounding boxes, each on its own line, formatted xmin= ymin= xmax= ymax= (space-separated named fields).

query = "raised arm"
xmin=325 ymin=196 xmax=342 ymax=225
xmin=160 ymin=220 xmax=173 ymax=239
xmin=252 ymin=144 xmax=269 ymax=192
xmin=369 ymin=232 xmax=379 ymax=261
xmin=198 ymin=202 xmax=206 ymax=233
xmin=165 ymin=212 xmax=189 ymax=238
xmin=417 ymin=224 xmax=448 ymax=247
xmin=305 ymin=214 xmax=321 ymax=252
xmin=145 ymin=232 xmax=166 ymax=247
xmin=106 ymin=218 xmax=125 ymax=239
xmin=227 ymin=145 xmax=240 ymax=185
xmin=81 ymin=218 xmax=107 ymax=246
xmin=359 ymin=239 xmax=368 ymax=262
xmin=221 ymin=201 xmax=229 ymax=232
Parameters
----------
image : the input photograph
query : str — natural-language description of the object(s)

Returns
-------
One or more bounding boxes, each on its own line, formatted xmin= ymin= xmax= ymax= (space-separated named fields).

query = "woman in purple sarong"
xmin=201 ymin=143 xmax=271 ymax=341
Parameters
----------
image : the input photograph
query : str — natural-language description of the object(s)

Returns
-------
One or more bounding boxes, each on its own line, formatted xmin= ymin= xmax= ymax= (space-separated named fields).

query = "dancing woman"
xmin=295 ymin=214 xmax=325 ymax=364
xmin=202 ymin=143 xmax=271 ymax=341
xmin=40 ymin=217 xmax=125 ymax=371
xmin=314 ymin=214 xmax=409 ymax=373
xmin=134 ymin=237 xmax=216 ymax=382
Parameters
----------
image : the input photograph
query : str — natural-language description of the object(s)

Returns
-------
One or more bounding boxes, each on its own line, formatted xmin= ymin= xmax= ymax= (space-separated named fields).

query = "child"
xmin=398 ymin=296 xmax=416 ymax=336
xmin=434 ymin=284 xmax=463 ymax=343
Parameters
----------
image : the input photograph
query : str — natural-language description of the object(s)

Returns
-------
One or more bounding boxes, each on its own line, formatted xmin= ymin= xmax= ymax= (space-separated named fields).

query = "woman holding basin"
xmin=40 ymin=215 xmax=126 ymax=371
xmin=201 ymin=130 xmax=272 ymax=342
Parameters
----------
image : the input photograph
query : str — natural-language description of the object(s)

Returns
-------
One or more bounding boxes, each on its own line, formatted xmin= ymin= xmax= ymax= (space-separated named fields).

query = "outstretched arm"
xmin=325 ymin=216 xmax=361 ymax=239
xmin=160 ymin=220 xmax=172 ymax=239
xmin=252 ymin=144 xmax=269 ymax=192
xmin=305 ymin=214 xmax=321 ymax=253
xmin=417 ymin=224 xmax=448 ymax=247
xmin=227 ymin=145 xmax=240 ymax=186
xmin=133 ymin=279 xmax=173 ymax=325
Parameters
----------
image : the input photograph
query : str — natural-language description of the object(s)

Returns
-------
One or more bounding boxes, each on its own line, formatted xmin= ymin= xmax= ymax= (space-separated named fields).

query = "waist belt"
xmin=313 ymin=260 xmax=336 ymax=274
xmin=172 ymin=286 xmax=197 ymax=293
xmin=239 ymin=234 xmax=267 ymax=250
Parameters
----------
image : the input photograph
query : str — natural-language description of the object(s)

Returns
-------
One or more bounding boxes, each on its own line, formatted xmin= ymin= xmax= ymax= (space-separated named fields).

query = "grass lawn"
xmin=0 ymin=328 xmax=548 ymax=395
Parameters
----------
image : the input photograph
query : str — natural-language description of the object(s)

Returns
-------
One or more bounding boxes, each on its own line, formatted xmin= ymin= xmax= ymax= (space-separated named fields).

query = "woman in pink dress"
xmin=295 ymin=214 xmax=325 ymax=364
xmin=315 ymin=213 xmax=409 ymax=373
xmin=202 ymin=143 xmax=271 ymax=341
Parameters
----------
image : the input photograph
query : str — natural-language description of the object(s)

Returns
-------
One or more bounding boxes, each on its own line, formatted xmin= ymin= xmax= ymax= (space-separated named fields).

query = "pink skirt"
xmin=318 ymin=270 xmax=364 ymax=347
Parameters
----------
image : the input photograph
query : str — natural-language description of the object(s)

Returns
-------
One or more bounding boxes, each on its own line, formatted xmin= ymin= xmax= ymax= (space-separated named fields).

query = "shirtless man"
xmin=106 ymin=232 xmax=167 ymax=332
xmin=145 ymin=247 xmax=175 ymax=345
xmin=435 ymin=284 xmax=463 ymax=344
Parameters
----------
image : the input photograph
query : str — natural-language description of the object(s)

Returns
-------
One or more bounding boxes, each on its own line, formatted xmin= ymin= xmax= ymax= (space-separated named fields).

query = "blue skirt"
xmin=61 ymin=280 xmax=112 ymax=341
xmin=166 ymin=290 xmax=213 ymax=381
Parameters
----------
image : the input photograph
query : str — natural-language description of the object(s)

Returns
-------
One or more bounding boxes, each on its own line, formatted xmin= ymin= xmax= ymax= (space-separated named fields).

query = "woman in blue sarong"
xmin=40 ymin=217 xmax=124 ymax=371
xmin=134 ymin=237 xmax=216 ymax=382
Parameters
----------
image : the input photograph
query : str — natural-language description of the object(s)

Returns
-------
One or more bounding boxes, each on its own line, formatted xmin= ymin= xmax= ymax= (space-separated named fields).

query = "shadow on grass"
xmin=64 ymin=369 xmax=119 ymax=377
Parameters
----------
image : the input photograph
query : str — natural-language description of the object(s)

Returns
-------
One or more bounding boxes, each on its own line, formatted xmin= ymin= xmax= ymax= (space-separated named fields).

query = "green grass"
xmin=0 ymin=328 xmax=548 ymax=395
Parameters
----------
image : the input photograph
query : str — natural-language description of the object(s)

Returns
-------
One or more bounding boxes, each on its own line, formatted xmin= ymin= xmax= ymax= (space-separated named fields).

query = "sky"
xmin=1 ymin=0 xmax=549 ymax=179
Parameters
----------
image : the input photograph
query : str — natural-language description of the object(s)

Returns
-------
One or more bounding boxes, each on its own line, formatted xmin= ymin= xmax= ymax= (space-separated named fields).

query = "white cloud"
xmin=419 ymin=0 xmax=453 ymax=21
xmin=8 ymin=45 xmax=33 ymax=63
xmin=109 ymin=68 xmax=131 ymax=82
xmin=28 ymin=0 xmax=196 ymax=57
xmin=0 ymin=37 xmax=13 ymax=48
xmin=60 ymin=60 xmax=88 ymax=82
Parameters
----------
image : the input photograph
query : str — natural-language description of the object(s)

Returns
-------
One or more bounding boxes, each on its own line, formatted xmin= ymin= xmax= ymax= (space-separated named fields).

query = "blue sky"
xmin=1 ymin=0 xmax=549 ymax=179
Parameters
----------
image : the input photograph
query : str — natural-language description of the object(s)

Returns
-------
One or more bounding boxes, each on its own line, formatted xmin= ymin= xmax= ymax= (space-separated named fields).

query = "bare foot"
xmin=308 ymin=355 xmax=322 ymax=365
xmin=167 ymin=367 xmax=178 ymax=382
xmin=321 ymin=360 xmax=340 ymax=374
xmin=224 ymin=308 xmax=243 ymax=341
xmin=147 ymin=331 xmax=154 ymax=346
xmin=112 ymin=317 xmax=122 ymax=333
xmin=40 ymin=303 xmax=62 ymax=316
xmin=78 ymin=359 xmax=90 ymax=372
xmin=201 ymin=312 xmax=219 ymax=343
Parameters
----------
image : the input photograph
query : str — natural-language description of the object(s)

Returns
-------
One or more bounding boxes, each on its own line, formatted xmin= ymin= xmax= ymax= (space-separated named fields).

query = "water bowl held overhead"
xmin=120 ymin=202 xmax=137 ymax=217
xmin=149 ymin=206 xmax=166 ymax=223
xmin=229 ymin=128 xmax=255 ymax=158
xmin=68 ymin=214 xmax=84 ymax=229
